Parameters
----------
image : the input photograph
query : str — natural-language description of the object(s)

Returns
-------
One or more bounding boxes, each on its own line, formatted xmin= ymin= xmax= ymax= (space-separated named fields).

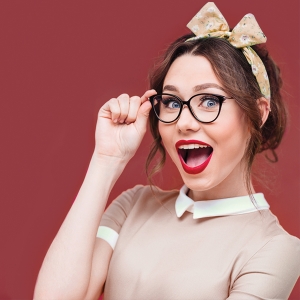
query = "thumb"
xmin=135 ymin=100 xmax=152 ymax=130
xmin=135 ymin=89 xmax=156 ymax=130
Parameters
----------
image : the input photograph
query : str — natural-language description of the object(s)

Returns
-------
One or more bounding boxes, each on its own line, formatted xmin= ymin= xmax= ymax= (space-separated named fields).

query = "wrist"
xmin=90 ymin=151 xmax=128 ymax=172
xmin=81 ymin=151 xmax=128 ymax=195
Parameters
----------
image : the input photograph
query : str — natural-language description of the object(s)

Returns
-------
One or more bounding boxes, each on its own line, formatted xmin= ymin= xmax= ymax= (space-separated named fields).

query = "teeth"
xmin=178 ymin=144 xmax=210 ymax=149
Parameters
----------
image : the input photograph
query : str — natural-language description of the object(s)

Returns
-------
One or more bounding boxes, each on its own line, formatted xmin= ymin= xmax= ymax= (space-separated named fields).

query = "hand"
xmin=94 ymin=89 xmax=157 ymax=162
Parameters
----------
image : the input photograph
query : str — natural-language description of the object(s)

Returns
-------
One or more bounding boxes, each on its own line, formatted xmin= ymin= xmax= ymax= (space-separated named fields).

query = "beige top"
xmin=98 ymin=185 xmax=300 ymax=300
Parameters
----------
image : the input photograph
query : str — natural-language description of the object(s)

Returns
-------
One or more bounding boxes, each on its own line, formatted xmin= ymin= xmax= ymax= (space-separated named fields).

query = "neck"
xmin=187 ymin=164 xmax=255 ymax=201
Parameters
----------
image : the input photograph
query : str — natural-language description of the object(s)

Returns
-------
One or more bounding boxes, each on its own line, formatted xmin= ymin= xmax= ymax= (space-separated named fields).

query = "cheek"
xmin=237 ymin=114 xmax=251 ymax=144
xmin=158 ymin=123 xmax=179 ymax=161
xmin=158 ymin=123 xmax=168 ymax=151
xmin=158 ymin=123 xmax=170 ymax=145
xmin=215 ymin=115 xmax=250 ymax=161
xmin=220 ymin=106 xmax=249 ymax=133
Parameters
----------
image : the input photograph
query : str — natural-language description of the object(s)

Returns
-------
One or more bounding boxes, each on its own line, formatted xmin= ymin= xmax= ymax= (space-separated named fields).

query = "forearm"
xmin=34 ymin=152 xmax=127 ymax=299
xmin=34 ymin=89 xmax=155 ymax=299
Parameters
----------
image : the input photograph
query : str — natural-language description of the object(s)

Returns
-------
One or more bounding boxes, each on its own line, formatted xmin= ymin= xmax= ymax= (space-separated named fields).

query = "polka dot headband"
xmin=186 ymin=2 xmax=271 ymax=101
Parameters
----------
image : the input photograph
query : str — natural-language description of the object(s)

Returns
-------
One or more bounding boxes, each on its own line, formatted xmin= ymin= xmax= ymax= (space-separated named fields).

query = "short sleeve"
xmin=228 ymin=234 xmax=300 ymax=300
xmin=96 ymin=185 xmax=145 ymax=249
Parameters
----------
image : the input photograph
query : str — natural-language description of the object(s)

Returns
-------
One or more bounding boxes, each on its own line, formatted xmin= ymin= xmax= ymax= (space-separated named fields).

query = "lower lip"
xmin=178 ymin=152 xmax=213 ymax=175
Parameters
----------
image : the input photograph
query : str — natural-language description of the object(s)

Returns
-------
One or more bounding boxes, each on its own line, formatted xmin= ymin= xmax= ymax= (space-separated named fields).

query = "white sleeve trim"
xmin=96 ymin=226 xmax=119 ymax=250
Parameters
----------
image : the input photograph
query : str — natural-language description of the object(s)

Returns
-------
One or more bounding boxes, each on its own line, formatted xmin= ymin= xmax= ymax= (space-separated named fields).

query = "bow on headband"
xmin=186 ymin=2 xmax=270 ymax=101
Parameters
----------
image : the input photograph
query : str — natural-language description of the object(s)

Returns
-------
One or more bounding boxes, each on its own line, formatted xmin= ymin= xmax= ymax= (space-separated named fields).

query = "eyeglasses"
xmin=149 ymin=93 xmax=234 ymax=123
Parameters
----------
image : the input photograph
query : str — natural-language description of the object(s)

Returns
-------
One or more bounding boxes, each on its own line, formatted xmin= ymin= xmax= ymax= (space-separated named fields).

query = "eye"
xmin=161 ymin=96 xmax=181 ymax=109
xmin=199 ymin=95 xmax=220 ymax=109
xmin=203 ymin=99 xmax=218 ymax=107
xmin=167 ymin=100 xmax=181 ymax=109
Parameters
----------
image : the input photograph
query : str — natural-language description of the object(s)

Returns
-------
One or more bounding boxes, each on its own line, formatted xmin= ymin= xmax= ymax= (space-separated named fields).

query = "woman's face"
xmin=158 ymin=54 xmax=251 ymax=200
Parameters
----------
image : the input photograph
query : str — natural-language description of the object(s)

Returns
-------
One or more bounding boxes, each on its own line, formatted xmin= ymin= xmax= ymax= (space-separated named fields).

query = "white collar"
xmin=175 ymin=185 xmax=270 ymax=219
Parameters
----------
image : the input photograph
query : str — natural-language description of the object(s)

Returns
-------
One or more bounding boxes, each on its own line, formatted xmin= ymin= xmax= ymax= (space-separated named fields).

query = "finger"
xmin=117 ymin=93 xmax=130 ymax=123
xmin=126 ymin=89 xmax=156 ymax=124
xmin=140 ymin=89 xmax=157 ymax=104
xmin=125 ymin=96 xmax=141 ymax=124
xmin=100 ymin=98 xmax=120 ymax=123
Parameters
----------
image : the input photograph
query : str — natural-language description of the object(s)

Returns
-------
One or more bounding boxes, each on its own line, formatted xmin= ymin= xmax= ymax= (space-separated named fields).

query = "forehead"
xmin=163 ymin=54 xmax=222 ymax=91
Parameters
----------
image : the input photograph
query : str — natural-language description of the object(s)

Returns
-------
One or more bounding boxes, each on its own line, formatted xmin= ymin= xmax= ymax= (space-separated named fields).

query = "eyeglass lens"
xmin=152 ymin=94 xmax=221 ymax=123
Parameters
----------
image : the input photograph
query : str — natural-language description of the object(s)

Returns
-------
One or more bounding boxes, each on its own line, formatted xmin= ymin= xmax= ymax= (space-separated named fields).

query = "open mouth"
xmin=176 ymin=140 xmax=213 ymax=174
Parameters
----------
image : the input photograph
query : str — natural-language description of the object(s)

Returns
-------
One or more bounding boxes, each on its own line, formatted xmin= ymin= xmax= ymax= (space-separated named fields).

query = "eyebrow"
xmin=163 ymin=83 xmax=225 ymax=93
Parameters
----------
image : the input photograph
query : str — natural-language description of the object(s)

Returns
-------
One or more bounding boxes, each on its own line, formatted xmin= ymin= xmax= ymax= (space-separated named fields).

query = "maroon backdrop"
xmin=0 ymin=1 xmax=299 ymax=299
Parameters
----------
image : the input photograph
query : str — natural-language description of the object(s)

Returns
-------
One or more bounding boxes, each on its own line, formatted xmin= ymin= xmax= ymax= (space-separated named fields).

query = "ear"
xmin=256 ymin=97 xmax=270 ymax=127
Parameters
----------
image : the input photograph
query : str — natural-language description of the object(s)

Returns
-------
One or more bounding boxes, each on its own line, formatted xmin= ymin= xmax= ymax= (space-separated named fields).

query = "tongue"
xmin=186 ymin=148 xmax=211 ymax=167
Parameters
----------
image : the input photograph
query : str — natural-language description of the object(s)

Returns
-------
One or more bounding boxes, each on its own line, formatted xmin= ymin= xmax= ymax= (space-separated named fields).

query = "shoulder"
xmin=268 ymin=232 xmax=300 ymax=248
xmin=241 ymin=229 xmax=300 ymax=281
xmin=101 ymin=185 xmax=180 ymax=232
xmin=257 ymin=233 xmax=300 ymax=264
xmin=261 ymin=210 xmax=300 ymax=257
xmin=243 ymin=209 xmax=300 ymax=248
xmin=118 ymin=184 xmax=180 ymax=204
xmin=247 ymin=209 xmax=300 ymax=266
xmin=230 ymin=233 xmax=300 ymax=299
xmin=106 ymin=184 xmax=180 ymax=215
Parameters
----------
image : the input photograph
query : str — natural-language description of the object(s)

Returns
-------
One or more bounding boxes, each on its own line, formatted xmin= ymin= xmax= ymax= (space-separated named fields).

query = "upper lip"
xmin=175 ymin=139 xmax=212 ymax=149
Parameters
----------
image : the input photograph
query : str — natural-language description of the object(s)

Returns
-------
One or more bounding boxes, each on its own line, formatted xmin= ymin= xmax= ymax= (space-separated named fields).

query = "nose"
xmin=176 ymin=105 xmax=202 ymax=133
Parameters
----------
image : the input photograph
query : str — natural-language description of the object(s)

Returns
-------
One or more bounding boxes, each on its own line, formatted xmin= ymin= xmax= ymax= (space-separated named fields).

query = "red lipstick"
xmin=175 ymin=140 xmax=213 ymax=175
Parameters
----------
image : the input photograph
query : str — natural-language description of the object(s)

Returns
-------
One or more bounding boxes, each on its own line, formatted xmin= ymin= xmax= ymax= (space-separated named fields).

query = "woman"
xmin=34 ymin=3 xmax=300 ymax=299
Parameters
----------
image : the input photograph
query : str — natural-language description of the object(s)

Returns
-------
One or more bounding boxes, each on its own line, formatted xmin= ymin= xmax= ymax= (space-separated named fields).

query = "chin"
xmin=179 ymin=170 xmax=217 ymax=191
xmin=178 ymin=158 xmax=248 ymax=200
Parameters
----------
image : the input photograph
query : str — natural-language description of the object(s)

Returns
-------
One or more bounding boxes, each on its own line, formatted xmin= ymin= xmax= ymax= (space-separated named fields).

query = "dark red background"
xmin=0 ymin=1 xmax=299 ymax=299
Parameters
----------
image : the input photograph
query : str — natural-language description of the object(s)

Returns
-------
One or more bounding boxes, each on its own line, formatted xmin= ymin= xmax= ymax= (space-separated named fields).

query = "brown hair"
xmin=146 ymin=34 xmax=287 ymax=195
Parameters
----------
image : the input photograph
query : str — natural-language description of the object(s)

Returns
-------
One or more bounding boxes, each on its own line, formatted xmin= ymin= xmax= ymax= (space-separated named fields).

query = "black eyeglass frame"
xmin=149 ymin=93 xmax=234 ymax=124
